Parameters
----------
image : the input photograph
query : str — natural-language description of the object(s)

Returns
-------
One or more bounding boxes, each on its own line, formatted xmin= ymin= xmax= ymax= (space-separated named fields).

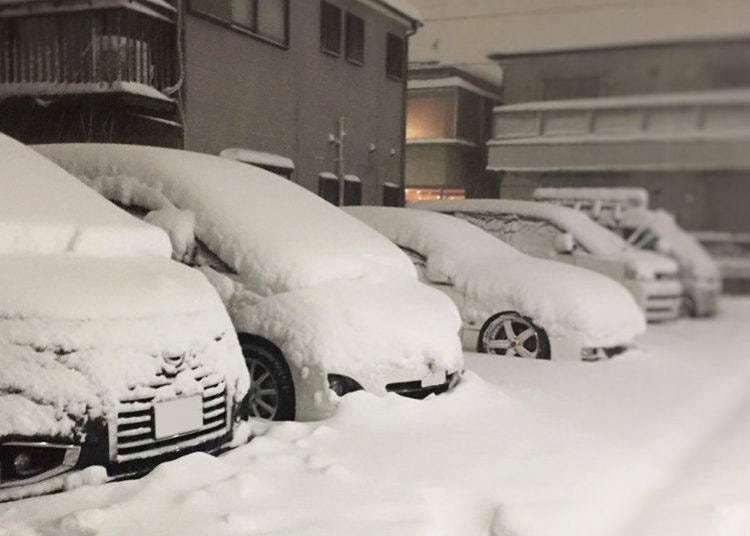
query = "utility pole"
xmin=334 ymin=116 xmax=346 ymax=206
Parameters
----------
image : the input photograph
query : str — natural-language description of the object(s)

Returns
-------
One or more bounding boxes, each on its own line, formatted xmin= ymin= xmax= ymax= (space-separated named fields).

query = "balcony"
xmin=0 ymin=0 xmax=177 ymax=101
xmin=488 ymin=89 xmax=750 ymax=172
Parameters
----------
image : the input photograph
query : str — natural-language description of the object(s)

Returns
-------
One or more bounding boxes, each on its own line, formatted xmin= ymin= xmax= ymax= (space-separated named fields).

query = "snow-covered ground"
xmin=1 ymin=298 xmax=748 ymax=536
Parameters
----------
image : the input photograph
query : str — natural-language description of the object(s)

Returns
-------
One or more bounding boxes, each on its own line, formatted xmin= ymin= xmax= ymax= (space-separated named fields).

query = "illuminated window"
xmin=405 ymin=188 xmax=465 ymax=202
xmin=406 ymin=93 xmax=456 ymax=139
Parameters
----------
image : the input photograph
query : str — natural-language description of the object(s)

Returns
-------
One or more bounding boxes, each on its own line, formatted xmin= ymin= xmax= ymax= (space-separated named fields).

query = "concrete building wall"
xmin=498 ymin=39 xmax=750 ymax=104
xmin=183 ymin=0 xmax=411 ymax=205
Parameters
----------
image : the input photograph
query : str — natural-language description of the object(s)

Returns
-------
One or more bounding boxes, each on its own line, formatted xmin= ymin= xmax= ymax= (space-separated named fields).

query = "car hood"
xmin=203 ymin=268 xmax=464 ymax=393
xmin=458 ymin=256 xmax=646 ymax=348
xmin=0 ymin=255 xmax=248 ymax=441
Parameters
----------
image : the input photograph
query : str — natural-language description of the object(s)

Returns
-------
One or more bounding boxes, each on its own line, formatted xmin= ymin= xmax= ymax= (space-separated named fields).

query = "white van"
xmin=533 ymin=187 xmax=721 ymax=316
xmin=37 ymin=143 xmax=464 ymax=422
xmin=411 ymin=199 xmax=683 ymax=322
xmin=1 ymin=134 xmax=249 ymax=500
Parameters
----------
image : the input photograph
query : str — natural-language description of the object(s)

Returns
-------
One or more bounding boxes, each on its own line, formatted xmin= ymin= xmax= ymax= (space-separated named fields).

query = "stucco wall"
xmin=183 ymin=0 xmax=410 ymax=205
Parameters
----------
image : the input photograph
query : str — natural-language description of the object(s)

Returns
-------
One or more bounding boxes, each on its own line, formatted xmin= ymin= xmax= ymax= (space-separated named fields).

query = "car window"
xmin=189 ymin=239 xmax=236 ymax=275
xmin=453 ymin=211 xmax=568 ymax=257
xmin=399 ymin=246 xmax=428 ymax=281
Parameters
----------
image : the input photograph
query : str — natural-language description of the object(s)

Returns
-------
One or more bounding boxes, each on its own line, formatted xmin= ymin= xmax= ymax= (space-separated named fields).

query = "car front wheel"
xmin=240 ymin=339 xmax=295 ymax=420
xmin=478 ymin=311 xmax=550 ymax=359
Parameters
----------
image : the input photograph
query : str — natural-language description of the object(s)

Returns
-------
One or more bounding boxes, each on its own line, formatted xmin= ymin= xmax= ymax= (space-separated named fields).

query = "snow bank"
xmin=0 ymin=134 xmax=171 ymax=258
xmin=35 ymin=144 xmax=416 ymax=296
xmin=410 ymin=198 xmax=630 ymax=258
xmin=345 ymin=207 xmax=645 ymax=347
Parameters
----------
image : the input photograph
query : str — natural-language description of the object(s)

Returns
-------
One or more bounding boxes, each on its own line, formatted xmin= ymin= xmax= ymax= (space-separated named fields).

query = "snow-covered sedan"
xmin=36 ymin=144 xmax=464 ymax=422
xmin=1 ymin=134 xmax=249 ymax=501
xmin=412 ymin=199 xmax=684 ymax=323
xmin=533 ymin=188 xmax=721 ymax=317
xmin=346 ymin=207 xmax=646 ymax=361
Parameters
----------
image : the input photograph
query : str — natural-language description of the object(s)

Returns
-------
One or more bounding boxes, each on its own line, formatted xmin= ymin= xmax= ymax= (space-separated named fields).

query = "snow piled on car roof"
xmin=411 ymin=198 xmax=630 ymax=257
xmin=621 ymin=208 xmax=720 ymax=280
xmin=346 ymin=207 xmax=645 ymax=348
xmin=35 ymin=143 xmax=416 ymax=296
xmin=0 ymin=133 xmax=171 ymax=258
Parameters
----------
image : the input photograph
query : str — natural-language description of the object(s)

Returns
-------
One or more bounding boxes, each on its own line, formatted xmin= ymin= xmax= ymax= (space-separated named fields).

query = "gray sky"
xmin=408 ymin=0 xmax=749 ymax=75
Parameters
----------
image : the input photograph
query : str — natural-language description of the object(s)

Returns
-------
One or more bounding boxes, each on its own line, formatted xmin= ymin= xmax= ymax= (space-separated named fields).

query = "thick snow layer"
xmin=219 ymin=148 xmax=295 ymax=171
xmin=3 ymin=298 xmax=748 ymax=536
xmin=345 ymin=207 xmax=645 ymax=347
xmin=533 ymin=186 xmax=649 ymax=207
xmin=0 ymin=134 xmax=171 ymax=258
xmin=620 ymin=209 xmax=720 ymax=280
xmin=35 ymin=144 xmax=416 ymax=296
xmin=0 ymin=254 xmax=248 ymax=441
xmin=216 ymin=272 xmax=464 ymax=391
xmin=411 ymin=198 xmax=631 ymax=257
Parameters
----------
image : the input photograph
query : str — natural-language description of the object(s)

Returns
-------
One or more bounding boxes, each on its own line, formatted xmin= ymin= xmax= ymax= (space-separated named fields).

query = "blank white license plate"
xmin=421 ymin=370 xmax=446 ymax=388
xmin=153 ymin=396 xmax=203 ymax=439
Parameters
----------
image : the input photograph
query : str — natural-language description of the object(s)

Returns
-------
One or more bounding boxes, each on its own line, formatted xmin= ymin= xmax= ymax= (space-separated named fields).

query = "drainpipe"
xmin=399 ymin=20 xmax=419 ymax=206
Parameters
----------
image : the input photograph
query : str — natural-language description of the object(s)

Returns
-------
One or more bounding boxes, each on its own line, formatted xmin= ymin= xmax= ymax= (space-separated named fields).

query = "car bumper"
xmin=683 ymin=279 xmax=721 ymax=317
xmin=627 ymin=279 xmax=682 ymax=322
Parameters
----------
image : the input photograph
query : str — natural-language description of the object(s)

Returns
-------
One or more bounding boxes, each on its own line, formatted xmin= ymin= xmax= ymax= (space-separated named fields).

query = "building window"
xmin=189 ymin=0 xmax=288 ymax=46
xmin=406 ymin=93 xmax=456 ymax=139
xmin=386 ymin=33 xmax=404 ymax=80
xmin=320 ymin=1 xmax=342 ymax=56
xmin=345 ymin=13 xmax=365 ymax=65
xmin=405 ymin=188 xmax=465 ymax=202
xmin=383 ymin=182 xmax=401 ymax=206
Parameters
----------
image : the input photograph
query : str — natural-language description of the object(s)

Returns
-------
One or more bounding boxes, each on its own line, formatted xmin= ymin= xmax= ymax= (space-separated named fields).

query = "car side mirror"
xmin=554 ymin=233 xmax=576 ymax=255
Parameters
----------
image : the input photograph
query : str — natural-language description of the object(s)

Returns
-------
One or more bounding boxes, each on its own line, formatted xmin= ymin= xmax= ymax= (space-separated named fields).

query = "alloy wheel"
xmin=482 ymin=313 xmax=542 ymax=358
xmin=246 ymin=358 xmax=280 ymax=419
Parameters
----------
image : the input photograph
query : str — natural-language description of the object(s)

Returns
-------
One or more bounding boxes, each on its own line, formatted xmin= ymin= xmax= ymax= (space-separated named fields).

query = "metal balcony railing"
xmin=0 ymin=3 xmax=176 ymax=97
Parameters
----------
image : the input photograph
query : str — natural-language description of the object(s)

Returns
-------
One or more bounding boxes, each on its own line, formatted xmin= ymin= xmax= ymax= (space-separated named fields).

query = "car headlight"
xmin=625 ymin=262 xmax=652 ymax=281
xmin=0 ymin=442 xmax=80 ymax=486
xmin=327 ymin=374 xmax=364 ymax=397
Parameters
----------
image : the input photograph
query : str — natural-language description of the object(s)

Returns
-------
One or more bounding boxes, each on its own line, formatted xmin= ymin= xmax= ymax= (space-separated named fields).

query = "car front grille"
xmin=114 ymin=365 xmax=229 ymax=463
xmin=386 ymin=372 xmax=459 ymax=400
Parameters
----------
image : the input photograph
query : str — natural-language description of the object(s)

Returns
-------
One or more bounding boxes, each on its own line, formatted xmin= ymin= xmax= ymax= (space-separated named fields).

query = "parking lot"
xmin=2 ymin=298 xmax=747 ymax=536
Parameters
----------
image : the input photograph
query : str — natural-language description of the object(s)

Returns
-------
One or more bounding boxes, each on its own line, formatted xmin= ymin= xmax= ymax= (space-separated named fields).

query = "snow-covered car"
xmin=533 ymin=188 xmax=721 ymax=317
xmin=345 ymin=207 xmax=646 ymax=361
xmin=36 ymin=143 xmax=464 ymax=422
xmin=0 ymin=134 xmax=249 ymax=501
xmin=410 ymin=199 xmax=684 ymax=322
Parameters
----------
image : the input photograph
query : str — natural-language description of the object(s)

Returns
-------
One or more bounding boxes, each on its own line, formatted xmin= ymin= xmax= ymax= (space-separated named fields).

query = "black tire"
xmin=477 ymin=311 xmax=551 ymax=359
xmin=239 ymin=336 xmax=295 ymax=421
xmin=680 ymin=294 xmax=697 ymax=317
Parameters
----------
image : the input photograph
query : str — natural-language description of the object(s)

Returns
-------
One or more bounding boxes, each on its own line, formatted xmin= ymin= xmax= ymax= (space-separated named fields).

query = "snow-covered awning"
xmin=219 ymin=148 xmax=295 ymax=172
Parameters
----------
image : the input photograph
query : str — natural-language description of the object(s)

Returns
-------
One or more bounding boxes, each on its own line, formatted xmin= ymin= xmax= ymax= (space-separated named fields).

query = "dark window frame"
xmin=320 ymin=1 xmax=342 ymax=57
xmin=344 ymin=12 xmax=365 ymax=65
xmin=385 ymin=32 xmax=405 ymax=80
xmin=188 ymin=0 xmax=290 ymax=49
